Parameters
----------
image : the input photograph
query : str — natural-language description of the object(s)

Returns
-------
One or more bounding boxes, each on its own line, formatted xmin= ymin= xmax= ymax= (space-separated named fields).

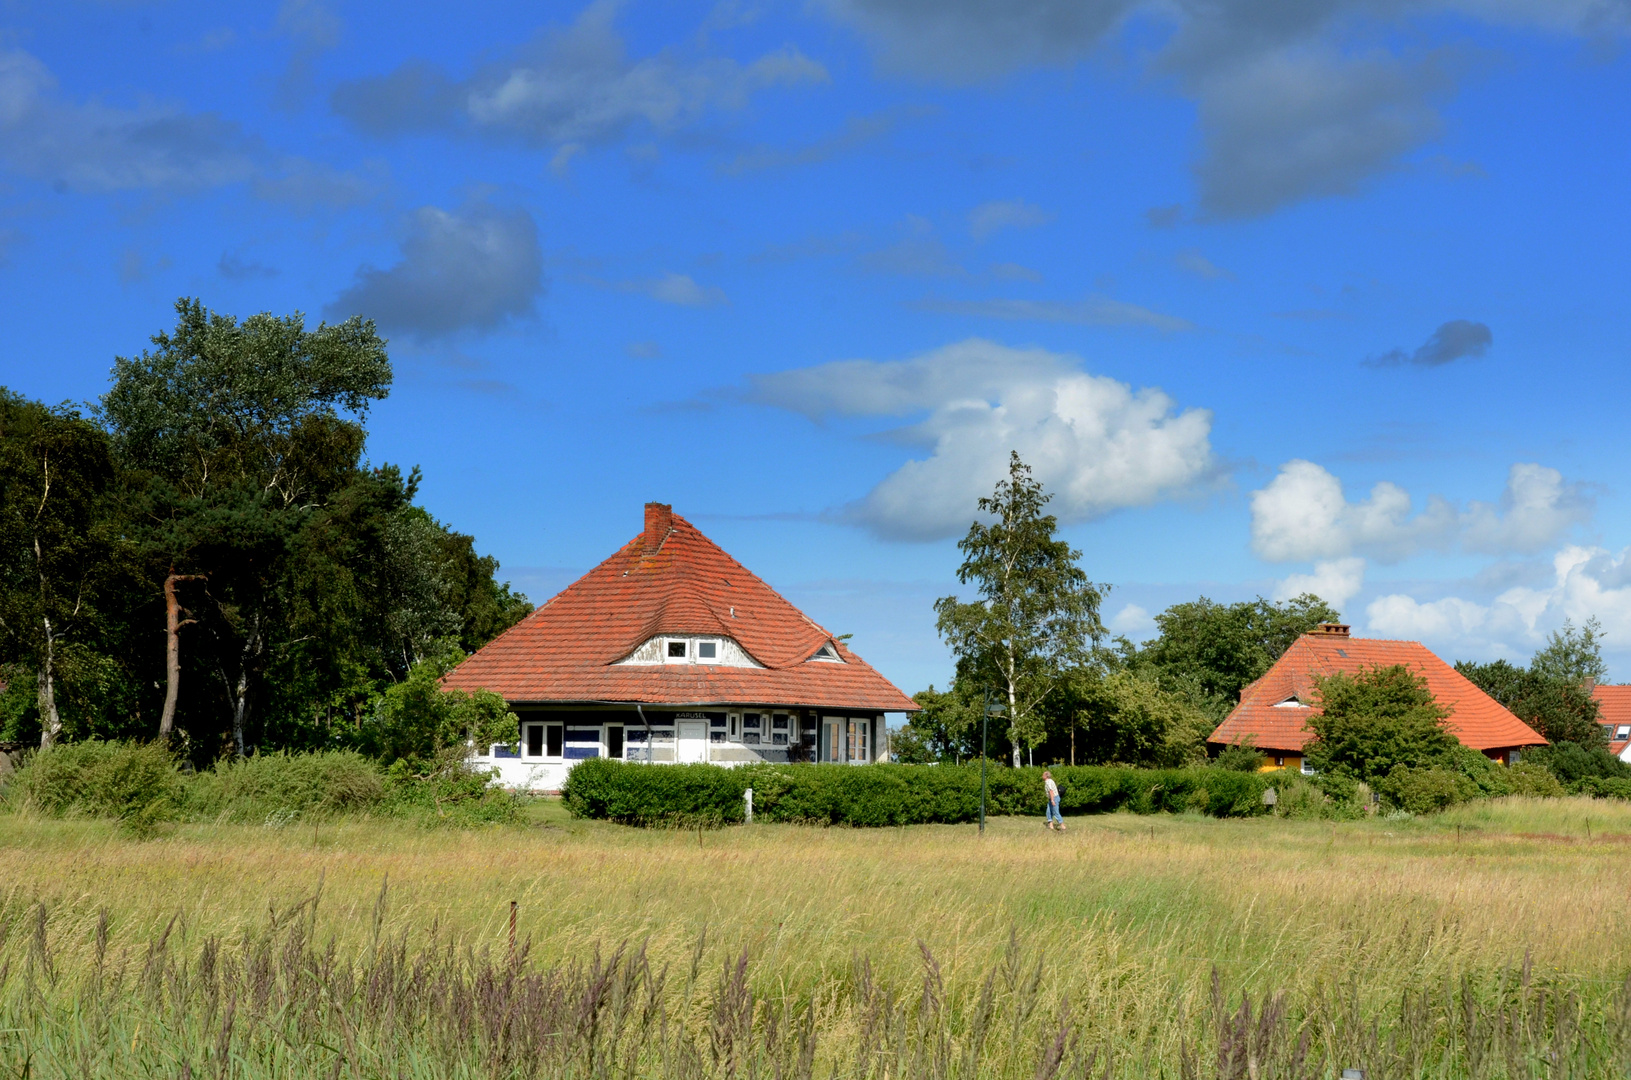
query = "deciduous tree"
xmin=935 ymin=453 xmax=1106 ymax=765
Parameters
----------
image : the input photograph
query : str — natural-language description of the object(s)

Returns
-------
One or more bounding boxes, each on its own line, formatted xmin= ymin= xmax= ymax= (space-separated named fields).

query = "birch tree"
xmin=934 ymin=453 xmax=1106 ymax=766
xmin=0 ymin=394 xmax=117 ymax=747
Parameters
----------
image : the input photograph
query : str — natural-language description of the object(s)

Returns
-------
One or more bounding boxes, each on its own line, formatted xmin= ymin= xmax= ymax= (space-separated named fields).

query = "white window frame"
xmin=522 ymin=721 xmax=564 ymax=762
xmin=664 ymin=639 xmax=690 ymax=663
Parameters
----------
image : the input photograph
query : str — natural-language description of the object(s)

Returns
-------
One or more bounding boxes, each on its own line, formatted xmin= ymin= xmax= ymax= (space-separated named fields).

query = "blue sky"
xmin=4 ymin=0 xmax=1631 ymax=694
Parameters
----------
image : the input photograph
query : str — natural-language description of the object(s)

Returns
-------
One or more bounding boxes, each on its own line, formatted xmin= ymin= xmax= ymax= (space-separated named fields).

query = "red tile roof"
xmin=1209 ymin=631 xmax=1546 ymax=754
xmin=442 ymin=504 xmax=919 ymax=712
xmin=1591 ymin=684 xmax=1631 ymax=755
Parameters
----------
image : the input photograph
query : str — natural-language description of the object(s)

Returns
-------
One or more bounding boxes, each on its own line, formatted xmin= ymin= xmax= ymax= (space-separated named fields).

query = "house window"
xmin=606 ymin=726 xmax=624 ymax=759
xmin=1299 ymin=758 xmax=1314 ymax=775
xmin=1508 ymin=749 xmax=1521 ymax=765
xmin=1618 ymin=726 xmax=1630 ymax=740
xmin=667 ymin=641 xmax=687 ymax=659
xmin=525 ymin=725 xmax=543 ymax=757
xmin=771 ymin=714 xmax=790 ymax=745
xmin=809 ymin=642 xmax=840 ymax=662
xmin=729 ymin=714 xmax=740 ymax=738
xmin=546 ymin=724 xmax=563 ymax=757
xmin=742 ymin=712 xmax=763 ymax=745
xmin=494 ymin=744 xmax=519 ymax=759
xmin=564 ymin=728 xmax=601 ymax=759
xmin=709 ymin=714 xmax=727 ymax=743
xmin=698 ymin=641 xmax=717 ymax=661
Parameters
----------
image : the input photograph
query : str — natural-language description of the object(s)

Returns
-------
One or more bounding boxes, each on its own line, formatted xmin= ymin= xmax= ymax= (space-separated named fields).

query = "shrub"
xmin=184 ymin=751 xmax=387 ymax=823
xmin=1212 ymin=740 xmax=1265 ymax=773
xmin=1526 ymin=741 xmax=1631 ymax=786
xmin=1305 ymin=665 xmax=1457 ymax=781
xmin=1505 ymin=761 xmax=1565 ymax=798
xmin=561 ymin=760 xmax=1274 ymax=826
xmin=381 ymin=758 xmax=523 ymax=826
xmin=6 ymin=739 xmax=185 ymax=833
xmin=1377 ymin=764 xmax=1478 ymax=815
xmin=1574 ymin=776 xmax=1631 ymax=800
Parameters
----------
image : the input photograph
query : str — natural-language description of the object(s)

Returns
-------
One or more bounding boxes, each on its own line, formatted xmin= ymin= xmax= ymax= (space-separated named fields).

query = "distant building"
xmin=1591 ymin=684 xmax=1631 ymax=761
xmin=442 ymin=502 xmax=918 ymax=790
xmin=1208 ymin=623 xmax=1546 ymax=772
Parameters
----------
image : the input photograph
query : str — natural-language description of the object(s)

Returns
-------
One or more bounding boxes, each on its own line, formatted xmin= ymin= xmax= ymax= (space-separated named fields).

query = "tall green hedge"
xmin=560 ymin=759 xmax=1274 ymax=826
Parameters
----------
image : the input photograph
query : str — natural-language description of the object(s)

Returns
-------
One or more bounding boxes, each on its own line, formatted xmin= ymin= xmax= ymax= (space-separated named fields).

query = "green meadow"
xmin=5 ymin=797 xmax=1631 ymax=1078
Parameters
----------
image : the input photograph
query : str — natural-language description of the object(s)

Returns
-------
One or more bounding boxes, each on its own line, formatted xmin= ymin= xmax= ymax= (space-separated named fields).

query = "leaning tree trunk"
xmin=37 ymin=615 xmax=61 ymax=749
xmin=158 ymin=572 xmax=204 ymax=743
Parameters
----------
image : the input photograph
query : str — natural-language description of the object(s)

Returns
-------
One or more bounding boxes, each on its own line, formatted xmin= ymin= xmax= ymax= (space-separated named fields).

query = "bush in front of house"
xmin=559 ymin=759 xmax=1275 ymax=826
xmin=183 ymin=750 xmax=387 ymax=822
xmin=5 ymin=739 xmax=186 ymax=834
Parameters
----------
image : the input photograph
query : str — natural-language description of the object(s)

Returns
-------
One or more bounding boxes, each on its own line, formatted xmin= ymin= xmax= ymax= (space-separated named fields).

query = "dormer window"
xmin=616 ymin=635 xmax=764 ymax=668
xmin=1272 ymin=696 xmax=1303 ymax=708
xmin=809 ymin=642 xmax=841 ymax=663
xmin=667 ymin=641 xmax=687 ymax=659
xmin=698 ymin=641 xmax=717 ymax=661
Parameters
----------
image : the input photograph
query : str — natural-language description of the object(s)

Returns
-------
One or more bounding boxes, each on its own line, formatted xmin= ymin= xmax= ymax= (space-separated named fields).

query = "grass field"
xmin=5 ymin=797 xmax=1631 ymax=1078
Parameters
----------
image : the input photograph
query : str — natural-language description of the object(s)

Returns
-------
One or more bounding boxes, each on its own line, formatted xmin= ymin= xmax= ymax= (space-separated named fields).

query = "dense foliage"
xmin=1457 ymin=620 xmax=1608 ymax=748
xmin=0 ymin=739 xmax=520 ymax=831
xmin=0 ymin=298 xmax=530 ymax=760
xmin=1304 ymin=664 xmax=1457 ymax=781
xmin=561 ymin=758 xmax=1273 ymax=826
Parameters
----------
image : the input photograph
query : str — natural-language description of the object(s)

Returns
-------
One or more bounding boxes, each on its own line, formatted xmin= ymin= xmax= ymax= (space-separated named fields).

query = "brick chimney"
xmin=643 ymin=502 xmax=672 ymax=555
xmin=1312 ymin=623 xmax=1351 ymax=637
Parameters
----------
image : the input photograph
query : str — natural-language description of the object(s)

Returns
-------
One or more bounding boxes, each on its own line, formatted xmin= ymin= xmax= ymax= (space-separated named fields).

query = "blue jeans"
xmin=1044 ymin=798 xmax=1063 ymax=825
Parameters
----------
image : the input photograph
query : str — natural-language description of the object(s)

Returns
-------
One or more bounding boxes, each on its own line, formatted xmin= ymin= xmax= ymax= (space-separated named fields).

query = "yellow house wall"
xmin=1258 ymin=753 xmax=1303 ymax=773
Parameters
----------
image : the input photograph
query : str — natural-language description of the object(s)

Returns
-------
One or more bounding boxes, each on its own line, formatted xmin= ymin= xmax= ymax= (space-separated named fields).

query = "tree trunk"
xmin=1009 ymin=680 xmax=1021 ymax=768
xmin=159 ymin=573 xmax=203 ymax=743
xmin=37 ymin=616 xmax=60 ymax=749
xmin=228 ymin=612 xmax=261 ymax=758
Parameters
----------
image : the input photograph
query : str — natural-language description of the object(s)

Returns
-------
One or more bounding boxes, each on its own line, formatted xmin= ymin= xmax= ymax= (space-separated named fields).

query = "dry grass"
xmin=4 ymin=796 xmax=1631 ymax=1077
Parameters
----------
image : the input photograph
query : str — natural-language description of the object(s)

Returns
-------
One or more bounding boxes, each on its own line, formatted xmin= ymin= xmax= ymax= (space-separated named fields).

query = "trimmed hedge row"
xmin=560 ymin=758 xmax=1275 ymax=826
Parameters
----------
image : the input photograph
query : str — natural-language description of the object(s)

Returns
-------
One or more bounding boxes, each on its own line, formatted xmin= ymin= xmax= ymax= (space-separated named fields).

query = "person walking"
xmin=1043 ymin=769 xmax=1064 ymax=831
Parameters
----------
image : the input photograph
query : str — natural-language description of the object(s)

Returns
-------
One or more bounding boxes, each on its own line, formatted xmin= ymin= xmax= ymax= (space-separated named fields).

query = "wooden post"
xmin=159 ymin=571 xmax=205 ymax=743
xmin=509 ymin=900 xmax=517 ymax=965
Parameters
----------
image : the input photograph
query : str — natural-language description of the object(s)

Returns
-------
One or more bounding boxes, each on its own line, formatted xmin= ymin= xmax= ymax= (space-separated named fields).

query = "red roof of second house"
xmin=442 ymin=504 xmax=919 ymax=712
xmin=1209 ymin=628 xmax=1546 ymax=754
xmin=1592 ymin=684 xmax=1631 ymax=755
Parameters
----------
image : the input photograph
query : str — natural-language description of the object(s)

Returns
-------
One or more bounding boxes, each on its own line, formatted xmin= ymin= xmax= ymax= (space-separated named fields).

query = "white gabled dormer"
xmin=807 ymin=641 xmax=844 ymax=663
xmin=617 ymin=635 xmax=764 ymax=668
xmin=1271 ymin=695 xmax=1304 ymax=708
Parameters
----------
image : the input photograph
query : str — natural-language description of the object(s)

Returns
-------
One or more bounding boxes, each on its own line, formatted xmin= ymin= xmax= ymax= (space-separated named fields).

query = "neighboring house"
xmin=1590 ymin=684 xmax=1631 ymax=761
xmin=1208 ymin=623 xmax=1546 ymax=772
xmin=442 ymin=503 xmax=918 ymax=791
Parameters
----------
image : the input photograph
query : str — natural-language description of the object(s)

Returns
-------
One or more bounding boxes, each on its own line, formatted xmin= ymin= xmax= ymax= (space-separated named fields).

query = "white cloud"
xmin=969 ymin=199 xmax=1053 ymax=240
xmin=332 ymin=3 xmax=826 ymax=150
xmin=1108 ymin=603 xmax=1154 ymax=638
xmin=0 ymin=46 xmax=257 ymax=192
xmin=1274 ymin=557 xmax=1366 ymax=610
xmin=627 ymin=272 xmax=729 ymax=307
xmin=1250 ymin=460 xmax=1588 ymax=564
xmin=1364 ymin=545 xmax=1631 ymax=659
xmin=747 ymin=338 xmax=1215 ymax=541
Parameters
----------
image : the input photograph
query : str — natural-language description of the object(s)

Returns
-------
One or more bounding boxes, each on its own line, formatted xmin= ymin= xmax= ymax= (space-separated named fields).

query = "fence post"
xmin=744 ymin=787 xmax=754 ymax=824
xmin=509 ymin=900 xmax=517 ymax=965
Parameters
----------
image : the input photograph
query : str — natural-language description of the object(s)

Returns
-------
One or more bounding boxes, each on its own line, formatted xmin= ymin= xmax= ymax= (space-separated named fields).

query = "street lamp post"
xmin=979 ymin=694 xmax=1003 ymax=836
xmin=979 ymin=689 xmax=989 ymax=835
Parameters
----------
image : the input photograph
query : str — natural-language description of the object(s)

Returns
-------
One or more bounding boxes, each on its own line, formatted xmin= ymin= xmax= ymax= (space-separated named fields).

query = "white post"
xmin=744 ymin=787 xmax=754 ymax=824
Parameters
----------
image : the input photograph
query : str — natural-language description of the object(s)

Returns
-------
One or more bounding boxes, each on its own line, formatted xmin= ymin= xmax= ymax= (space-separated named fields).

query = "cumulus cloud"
xmin=969 ymin=199 xmax=1052 ymax=240
xmin=1274 ymin=557 xmax=1366 ymax=609
xmin=327 ymin=200 xmax=544 ymax=339
xmin=818 ymin=0 xmax=1617 ymax=218
xmin=0 ymin=46 xmax=257 ymax=192
xmin=746 ymin=338 xmax=1216 ymax=540
xmin=1250 ymin=460 xmax=1590 ymax=564
xmin=332 ymin=1 xmax=826 ymax=152
xmin=1365 ymin=545 xmax=1631 ymax=657
xmin=1364 ymin=319 xmax=1493 ymax=367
